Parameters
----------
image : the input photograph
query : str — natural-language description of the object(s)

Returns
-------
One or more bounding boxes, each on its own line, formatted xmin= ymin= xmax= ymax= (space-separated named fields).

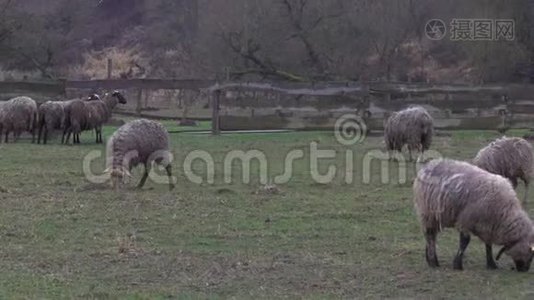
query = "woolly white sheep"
xmin=384 ymin=106 xmax=433 ymax=161
xmin=473 ymin=136 xmax=534 ymax=204
xmin=414 ymin=159 xmax=534 ymax=272
xmin=0 ymin=96 xmax=38 ymax=143
xmin=105 ymin=118 xmax=174 ymax=190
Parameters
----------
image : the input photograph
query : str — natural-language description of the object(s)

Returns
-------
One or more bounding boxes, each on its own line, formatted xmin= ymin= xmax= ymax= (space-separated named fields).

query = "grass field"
xmin=0 ymin=121 xmax=534 ymax=299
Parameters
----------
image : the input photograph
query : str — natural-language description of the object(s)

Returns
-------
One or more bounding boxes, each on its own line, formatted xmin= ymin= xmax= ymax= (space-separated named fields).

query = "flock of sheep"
xmin=384 ymin=106 xmax=534 ymax=272
xmin=0 ymin=91 xmax=174 ymax=190
xmin=1 ymin=91 xmax=533 ymax=273
xmin=0 ymin=92 xmax=126 ymax=144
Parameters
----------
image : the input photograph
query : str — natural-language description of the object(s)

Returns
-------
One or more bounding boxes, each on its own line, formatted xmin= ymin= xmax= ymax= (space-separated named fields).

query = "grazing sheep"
xmin=106 ymin=119 xmax=174 ymax=190
xmin=473 ymin=136 xmax=534 ymax=204
xmin=37 ymin=101 xmax=67 ymax=144
xmin=384 ymin=106 xmax=433 ymax=161
xmin=0 ymin=96 xmax=38 ymax=143
xmin=414 ymin=158 xmax=534 ymax=272
xmin=63 ymin=91 xmax=127 ymax=144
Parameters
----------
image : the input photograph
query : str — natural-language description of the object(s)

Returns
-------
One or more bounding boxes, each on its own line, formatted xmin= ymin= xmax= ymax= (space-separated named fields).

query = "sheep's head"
xmin=104 ymin=166 xmax=132 ymax=190
xmin=496 ymin=237 xmax=534 ymax=272
xmin=111 ymin=90 xmax=127 ymax=104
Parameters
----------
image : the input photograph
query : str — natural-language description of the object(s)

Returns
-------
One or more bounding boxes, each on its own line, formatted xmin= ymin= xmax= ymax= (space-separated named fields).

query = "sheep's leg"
xmin=44 ymin=126 xmax=49 ymax=145
xmin=98 ymin=128 xmax=103 ymax=144
xmin=30 ymin=127 xmax=35 ymax=144
xmin=485 ymin=244 xmax=498 ymax=269
xmin=425 ymin=228 xmax=439 ymax=268
xmin=166 ymin=164 xmax=175 ymax=190
xmin=137 ymin=164 xmax=150 ymax=189
xmin=453 ymin=232 xmax=471 ymax=270
xmin=112 ymin=176 xmax=120 ymax=191
xmin=37 ymin=124 xmax=43 ymax=144
xmin=30 ymin=112 xmax=36 ymax=144
xmin=510 ymin=177 xmax=518 ymax=189
xmin=63 ymin=128 xmax=71 ymax=144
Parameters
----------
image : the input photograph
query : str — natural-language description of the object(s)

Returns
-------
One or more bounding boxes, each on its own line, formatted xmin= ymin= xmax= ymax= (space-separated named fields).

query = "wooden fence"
xmin=4 ymin=79 xmax=534 ymax=134
xmin=208 ymin=82 xmax=534 ymax=134
xmin=0 ymin=79 xmax=215 ymax=120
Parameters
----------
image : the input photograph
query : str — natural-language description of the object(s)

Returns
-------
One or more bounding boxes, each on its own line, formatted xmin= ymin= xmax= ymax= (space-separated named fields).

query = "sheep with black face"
xmin=62 ymin=91 xmax=127 ymax=144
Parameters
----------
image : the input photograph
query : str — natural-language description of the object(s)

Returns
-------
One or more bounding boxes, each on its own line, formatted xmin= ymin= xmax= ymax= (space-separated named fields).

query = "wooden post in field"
xmin=107 ymin=58 xmax=112 ymax=79
xmin=212 ymin=90 xmax=221 ymax=135
xmin=136 ymin=89 xmax=143 ymax=115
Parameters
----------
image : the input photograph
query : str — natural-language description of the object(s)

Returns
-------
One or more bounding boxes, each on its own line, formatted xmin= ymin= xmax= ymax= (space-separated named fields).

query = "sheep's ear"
xmin=103 ymin=167 xmax=111 ymax=174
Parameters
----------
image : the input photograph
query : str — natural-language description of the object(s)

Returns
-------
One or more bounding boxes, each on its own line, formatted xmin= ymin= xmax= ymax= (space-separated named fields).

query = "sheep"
xmin=413 ymin=158 xmax=534 ymax=272
xmin=384 ymin=106 xmax=433 ymax=161
xmin=105 ymin=118 xmax=175 ymax=190
xmin=62 ymin=99 xmax=86 ymax=144
xmin=84 ymin=91 xmax=126 ymax=143
xmin=473 ymin=136 xmax=534 ymax=204
xmin=37 ymin=101 xmax=67 ymax=144
xmin=62 ymin=91 xmax=127 ymax=144
xmin=0 ymin=96 xmax=38 ymax=143
xmin=0 ymin=101 xmax=7 ymax=139
xmin=38 ymin=94 xmax=101 ymax=144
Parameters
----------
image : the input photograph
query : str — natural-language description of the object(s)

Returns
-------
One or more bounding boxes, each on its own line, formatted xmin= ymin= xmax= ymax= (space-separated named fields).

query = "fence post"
xmin=107 ymin=58 xmax=112 ymax=79
xmin=212 ymin=90 xmax=221 ymax=135
xmin=136 ymin=89 xmax=143 ymax=116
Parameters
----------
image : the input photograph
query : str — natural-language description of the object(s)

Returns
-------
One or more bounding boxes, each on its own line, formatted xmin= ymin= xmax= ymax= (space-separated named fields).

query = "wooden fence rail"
xmin=208 ymin=81 xmax=534 ymax=134
xmin=66 ymin=79 xmax=215 ymax=90
xmin=4 ymin=79 xmax=534 ymax=134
